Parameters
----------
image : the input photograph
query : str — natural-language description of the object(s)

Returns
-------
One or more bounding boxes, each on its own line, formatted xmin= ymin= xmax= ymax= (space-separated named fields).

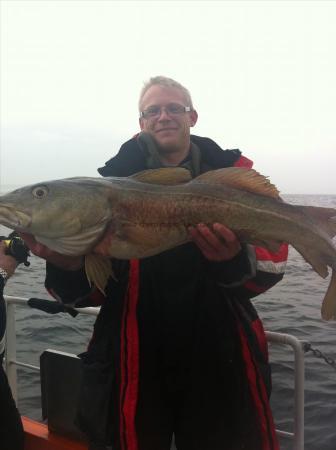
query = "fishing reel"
xmin=0 ymin=231 xmax=30 ymax=267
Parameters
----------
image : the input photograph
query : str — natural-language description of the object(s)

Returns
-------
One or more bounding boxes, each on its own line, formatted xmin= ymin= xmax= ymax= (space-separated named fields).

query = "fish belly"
xmin=94 ymin=224 xmax=188 ymax=259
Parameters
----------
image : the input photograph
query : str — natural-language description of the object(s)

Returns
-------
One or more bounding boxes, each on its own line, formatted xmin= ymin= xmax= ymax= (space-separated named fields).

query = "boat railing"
xmin=4 ymin=295 xmax=305 ymax=450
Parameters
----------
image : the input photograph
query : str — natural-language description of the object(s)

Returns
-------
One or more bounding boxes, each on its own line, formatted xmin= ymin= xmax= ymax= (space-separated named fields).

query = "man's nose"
xmin=157 ymin=107 xmax=171 ymax=120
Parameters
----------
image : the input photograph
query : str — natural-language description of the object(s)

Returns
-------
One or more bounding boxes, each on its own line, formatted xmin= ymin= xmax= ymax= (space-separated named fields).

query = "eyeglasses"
xmin=139 ymin=103 xmax=192 ymax=119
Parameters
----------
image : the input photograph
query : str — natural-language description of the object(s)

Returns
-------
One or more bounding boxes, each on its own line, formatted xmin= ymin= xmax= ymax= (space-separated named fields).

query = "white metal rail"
xmin=4 ymin=295 xmax=98 ymax=401
xmin=4 ymin=295 xmax=305 ymax=450
xmin=266 ymin=331 xmax=305 ymax=450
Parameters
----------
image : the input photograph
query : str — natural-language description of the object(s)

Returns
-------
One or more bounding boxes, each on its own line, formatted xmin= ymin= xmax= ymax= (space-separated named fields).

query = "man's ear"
xmin=189 ymin=110 xmax=198 ymax=127
xmin=139 ymin=118 xmax=145 ymax=130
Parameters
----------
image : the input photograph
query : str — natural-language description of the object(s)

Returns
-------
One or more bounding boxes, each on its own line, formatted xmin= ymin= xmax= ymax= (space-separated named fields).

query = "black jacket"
xmin=45 ymin=135 xmax=285 ymax=448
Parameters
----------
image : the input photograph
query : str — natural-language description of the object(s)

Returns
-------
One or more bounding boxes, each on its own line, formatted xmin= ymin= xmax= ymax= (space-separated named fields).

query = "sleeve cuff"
xmin=206 ymin=244 xmax=256 ymax=287
xmin=45 ymin=262 xmax=92 ymax=303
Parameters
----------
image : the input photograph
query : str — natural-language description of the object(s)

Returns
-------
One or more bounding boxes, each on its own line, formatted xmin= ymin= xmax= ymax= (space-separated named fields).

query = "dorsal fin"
xmin=129 ymin=167 xmax=192 ymax=185
xmin=194 ymin=167 xmax=280 ymax=199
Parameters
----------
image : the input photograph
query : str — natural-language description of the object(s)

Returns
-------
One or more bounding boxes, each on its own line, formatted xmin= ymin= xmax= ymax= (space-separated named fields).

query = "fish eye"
xmin=32 ymin=185 xmax=49 ymax=199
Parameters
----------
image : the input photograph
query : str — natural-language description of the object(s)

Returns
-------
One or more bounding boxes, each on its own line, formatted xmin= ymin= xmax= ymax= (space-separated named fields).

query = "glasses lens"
xmin=141 ymin=104 xmax=190 ymax=119
xmin=143 ymin=106 xmax=161 ymax=118
xmin=166 ymin=104 xmax=185 ymax=115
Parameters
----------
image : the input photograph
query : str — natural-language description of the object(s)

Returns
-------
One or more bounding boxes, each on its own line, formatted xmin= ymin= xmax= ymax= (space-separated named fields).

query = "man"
xmin=23 ymin=76 xmax=288 ymax=450
xmin=0 ymin=242 xmax=25 ymax=450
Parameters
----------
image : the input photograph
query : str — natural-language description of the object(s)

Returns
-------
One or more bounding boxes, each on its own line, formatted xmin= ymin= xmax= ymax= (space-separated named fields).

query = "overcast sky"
xmin=1 ymin=0 xmax=336 ymax=194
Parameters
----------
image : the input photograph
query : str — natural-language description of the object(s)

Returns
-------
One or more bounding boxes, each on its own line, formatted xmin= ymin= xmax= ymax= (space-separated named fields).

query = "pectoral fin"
xmin=84 ymin=254 xmax=117 ymax=295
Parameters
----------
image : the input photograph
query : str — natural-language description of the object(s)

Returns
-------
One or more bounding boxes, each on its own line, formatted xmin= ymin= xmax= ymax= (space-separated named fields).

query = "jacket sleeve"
xmin=45 ymin=262 xmax=106 ymax=307
xmin=207 ymin=242 xmax=288 ymax=300
xmin=44 ymin=258 xmax=130 ymax=308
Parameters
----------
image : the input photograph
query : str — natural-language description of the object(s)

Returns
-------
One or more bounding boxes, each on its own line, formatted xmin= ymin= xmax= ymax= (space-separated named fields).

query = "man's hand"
xmin=19 ymin=233 xmax=84 ymax=271
xmin=0 ymin=242 xmax=18 ymax=278
xmin=189 ymin=223 xmax=241 ymax=262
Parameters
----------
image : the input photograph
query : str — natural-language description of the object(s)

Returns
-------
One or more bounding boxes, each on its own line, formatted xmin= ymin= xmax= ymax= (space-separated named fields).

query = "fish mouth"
xmin=0 ymin=204 xmax=31 ymax=230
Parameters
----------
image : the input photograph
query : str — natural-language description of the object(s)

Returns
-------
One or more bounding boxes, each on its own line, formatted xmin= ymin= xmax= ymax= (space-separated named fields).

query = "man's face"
xmin=139 ymin=85 xmax=198 ymax=154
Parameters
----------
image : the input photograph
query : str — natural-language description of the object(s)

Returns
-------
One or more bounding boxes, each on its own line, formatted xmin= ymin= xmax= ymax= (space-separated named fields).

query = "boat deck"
xmin=23 ymin=416 xmax=86 ymax=450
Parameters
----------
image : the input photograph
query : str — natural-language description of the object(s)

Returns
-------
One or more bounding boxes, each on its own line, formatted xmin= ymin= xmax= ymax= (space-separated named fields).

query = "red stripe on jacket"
xmin=120 ymin=260 xmax=140 ymax=450
xmin=251 ymin=318 xmax=269 ymax=360
xmin=255 ymin=244 xmax=289 ymax=263
xmin=244 ymin=280 xmax=270 ymax=294
xmin=234 ymin=155 xmax=253 ymax=169
xmin=238 ymin=323 xmax=279 ymax=450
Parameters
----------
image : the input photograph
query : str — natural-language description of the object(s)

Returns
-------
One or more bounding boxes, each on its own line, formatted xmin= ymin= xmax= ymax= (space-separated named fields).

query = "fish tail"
xmin=298 ymin=206 xmax=336 ymax=239
xmin=321 ymin=269 xmax=336 ymax=320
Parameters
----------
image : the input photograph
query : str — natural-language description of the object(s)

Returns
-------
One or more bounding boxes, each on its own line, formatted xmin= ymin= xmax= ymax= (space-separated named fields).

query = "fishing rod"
xmin=0 ymin=231 xmax=30 ymax=267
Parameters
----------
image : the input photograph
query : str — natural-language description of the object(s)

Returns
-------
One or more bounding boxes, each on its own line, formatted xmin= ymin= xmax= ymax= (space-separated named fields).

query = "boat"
xmin=4 ymin=295 xmax=306 ymax=450
xmin=23 ymin=416 xmax=86 ymax=450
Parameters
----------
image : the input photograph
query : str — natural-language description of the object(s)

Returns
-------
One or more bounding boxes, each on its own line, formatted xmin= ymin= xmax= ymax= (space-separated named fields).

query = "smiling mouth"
xmin=156 ymin=128 xmax=178 ymax=133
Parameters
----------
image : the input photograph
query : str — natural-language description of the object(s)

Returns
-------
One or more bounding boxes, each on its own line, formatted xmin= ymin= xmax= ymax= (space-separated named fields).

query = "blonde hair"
xmin=138 ymin=76 xmax=194 ymax=111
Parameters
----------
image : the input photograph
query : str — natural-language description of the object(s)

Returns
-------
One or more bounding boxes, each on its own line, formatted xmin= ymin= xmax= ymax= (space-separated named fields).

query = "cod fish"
xmin=0 ymin=167 xmax=336 ymax=319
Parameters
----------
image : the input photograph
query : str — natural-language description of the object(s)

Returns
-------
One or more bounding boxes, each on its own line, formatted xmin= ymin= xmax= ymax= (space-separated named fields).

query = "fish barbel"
xmin=0 ymin=167 xmax=336 ymax=319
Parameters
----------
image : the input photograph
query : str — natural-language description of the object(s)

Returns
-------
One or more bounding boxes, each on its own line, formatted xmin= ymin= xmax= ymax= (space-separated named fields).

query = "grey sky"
xmin=1 ymin=0 xmax=336 ymax=194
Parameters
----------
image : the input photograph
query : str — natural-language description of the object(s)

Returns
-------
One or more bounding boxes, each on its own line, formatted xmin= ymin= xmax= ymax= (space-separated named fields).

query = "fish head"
xmin=0 ymin=177 xmax=114 ymax=255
